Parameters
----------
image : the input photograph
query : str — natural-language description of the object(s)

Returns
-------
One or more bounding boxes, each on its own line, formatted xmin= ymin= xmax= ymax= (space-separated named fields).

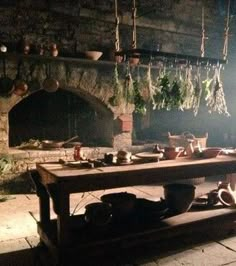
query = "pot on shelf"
xmin=163 ymin=183 xmax=195 ymax=214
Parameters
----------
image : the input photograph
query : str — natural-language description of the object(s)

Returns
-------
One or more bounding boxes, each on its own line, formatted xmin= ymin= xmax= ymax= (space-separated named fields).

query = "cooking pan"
xmin=41 ymin=135 xmax=79 ymax=149
xmin=43 ymin=62 xmax=59 ymax=93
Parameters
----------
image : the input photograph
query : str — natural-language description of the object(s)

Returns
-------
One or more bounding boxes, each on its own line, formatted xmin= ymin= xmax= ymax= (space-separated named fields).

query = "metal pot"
xmin=101 ymin=192 xmax=136 ymax=218
xmin=41 ymin=135 xmax=79 ymax=149
xmin=84 ymin=202 xmax=112 ymax=226
xmin=13 ymin=60 xmax=28 ymax=96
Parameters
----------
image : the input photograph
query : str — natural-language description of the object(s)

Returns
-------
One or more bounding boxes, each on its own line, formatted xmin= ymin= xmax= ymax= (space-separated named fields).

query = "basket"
xmin=167 ymin=131 xmax=208 ymax=148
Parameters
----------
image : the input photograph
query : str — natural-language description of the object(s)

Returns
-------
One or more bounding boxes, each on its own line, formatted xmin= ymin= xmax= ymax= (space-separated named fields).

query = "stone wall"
xmin=0 ymin=1 xmax=229 ymax=57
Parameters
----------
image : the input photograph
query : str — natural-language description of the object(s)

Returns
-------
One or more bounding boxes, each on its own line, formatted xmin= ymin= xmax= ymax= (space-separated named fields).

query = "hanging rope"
xmin=114 ymin=0 xmax=120 ymax=51
xmin=200 ymin=5 xmax=207 ymax=57
xmin=131 ymin=0 xmax=137 ymax=49
xmin=223 ymin=0 xmax=231 ymax=60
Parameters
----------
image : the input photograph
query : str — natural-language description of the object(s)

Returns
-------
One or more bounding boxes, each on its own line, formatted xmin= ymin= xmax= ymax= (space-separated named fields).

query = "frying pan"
xmin=41 ymin=136 xmax=79 ymax=149
xmin=43 ymin=62 xmax=59 ymax=93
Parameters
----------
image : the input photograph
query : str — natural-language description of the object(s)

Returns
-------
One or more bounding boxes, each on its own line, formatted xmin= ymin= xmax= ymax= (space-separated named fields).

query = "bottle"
xmin=74 ymin=144 xmax=82 ymax=161
xmin=51 ymin=43 xmax=58 ymax=57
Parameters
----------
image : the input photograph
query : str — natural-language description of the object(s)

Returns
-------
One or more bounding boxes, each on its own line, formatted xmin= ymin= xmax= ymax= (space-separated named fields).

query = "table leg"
xmin=57 ymin=190 xmax=70 ymax=246
xmin=30 ymin=170 xmax=50 ymax=226
xmin=47 ymin=184 xmax=70 ymax=246
xmin=39 ymin=191 xmax=50 ymax=226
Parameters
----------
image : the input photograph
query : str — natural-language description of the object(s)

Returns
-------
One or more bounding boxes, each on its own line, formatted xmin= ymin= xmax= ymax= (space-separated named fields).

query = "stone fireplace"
xmin=0 ymin=54 xmax=139 ymax=188
xmin=0 ymin=54 xmax=134 ymax=153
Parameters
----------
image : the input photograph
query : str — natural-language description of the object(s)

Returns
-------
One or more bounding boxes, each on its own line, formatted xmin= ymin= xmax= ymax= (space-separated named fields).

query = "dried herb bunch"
xmin=109 ymin=63 xmax=123 ymax=106
xmin=133 ymin=67 xmax=146 ymax=115
xmin=205 ymin=67 xmax=230 ymax=116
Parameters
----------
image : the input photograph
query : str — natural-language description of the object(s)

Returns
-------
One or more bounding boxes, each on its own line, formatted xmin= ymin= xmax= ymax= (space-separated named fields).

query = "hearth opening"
xmin=9 ymin=89 xmax=113 ymax=148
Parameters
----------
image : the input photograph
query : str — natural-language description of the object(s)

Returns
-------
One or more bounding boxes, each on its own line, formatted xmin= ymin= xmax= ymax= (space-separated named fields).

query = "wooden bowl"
xmin=164 ymin=147 xmax=183 ymax=160
xmin=84 ymin=51 xmax=103 ymax=60
xmin=202 ymin=147 xmax=222 ymax=158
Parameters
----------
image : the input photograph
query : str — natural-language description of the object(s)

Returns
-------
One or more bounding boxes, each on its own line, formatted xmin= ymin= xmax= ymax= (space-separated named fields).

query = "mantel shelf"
xmin=0 ymin=52 xmax=117 ymax=67
xmin=0 ymin=52 xmax=156 ymax=69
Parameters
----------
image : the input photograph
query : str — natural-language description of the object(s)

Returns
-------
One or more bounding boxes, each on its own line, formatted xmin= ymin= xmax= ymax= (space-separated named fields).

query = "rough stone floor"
xmin=1 ymin=177 xmax=236 ymax=266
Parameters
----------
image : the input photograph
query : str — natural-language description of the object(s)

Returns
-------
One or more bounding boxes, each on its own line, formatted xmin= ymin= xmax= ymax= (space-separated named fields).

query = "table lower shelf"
xmin=38 ymin=206 xmax=236 ymax=261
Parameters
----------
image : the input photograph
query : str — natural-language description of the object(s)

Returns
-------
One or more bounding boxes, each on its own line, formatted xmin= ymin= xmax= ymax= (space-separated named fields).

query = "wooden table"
xmin=34 ymin=155 xmax=236 ymax=263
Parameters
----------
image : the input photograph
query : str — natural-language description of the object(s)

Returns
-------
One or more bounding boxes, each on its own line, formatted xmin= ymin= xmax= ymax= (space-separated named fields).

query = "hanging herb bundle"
xmin=141 ymin=62 xmax=157 ymax=103
xmin=152 ymin=68 xmax=172 ymax=110
xmin=206 ymin=67 xmax=230 ymax=116
xmin=108 ymin=63 xmax=123 ymax=106
xmin=192 ymin=67 xmax=203 ymax=116
xmin=123 ymin=63 xmax=134 ymax=104
xmin=133 ymin=66 xmax=147 ymax=115
xmin=180 ymin=66 xmax=195 ymax=110
xmin=202 ymin=68 xmax=213 ymax=101
xmin=169 ymin=75 xmax=184 ymax=109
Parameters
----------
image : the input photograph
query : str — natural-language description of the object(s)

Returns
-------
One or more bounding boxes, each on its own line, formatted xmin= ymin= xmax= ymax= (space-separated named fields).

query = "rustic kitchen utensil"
xmin=84 ymin=202 xmax=112 ymax=227
xmin=41 ymin=135 xmax=79 ymax=149
xmin=101 ymin=192 xmax=136 ymax=219
xmin=0 ymin=57 xmax=14 ymax=97
xmin=42 ymin=62 xmax=59 ymax=93
xmin=163 ymin=183 xmax=195 ymax=214
xmin=13 ymin=60 xmax=28 ymax=96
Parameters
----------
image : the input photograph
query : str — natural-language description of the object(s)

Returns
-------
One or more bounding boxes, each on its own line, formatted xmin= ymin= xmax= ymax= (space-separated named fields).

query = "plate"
xmin=116 ymin=161 xmax=133 ymax=166
xmin=135 ymin=152 xmax=164 ymax=159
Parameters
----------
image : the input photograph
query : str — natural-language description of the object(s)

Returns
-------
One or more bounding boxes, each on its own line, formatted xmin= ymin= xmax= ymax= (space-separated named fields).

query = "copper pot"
xmin=13 ymin=60 xmax=28 ymax=96
xmin=43 ymin=62 xmax=59 ymax=93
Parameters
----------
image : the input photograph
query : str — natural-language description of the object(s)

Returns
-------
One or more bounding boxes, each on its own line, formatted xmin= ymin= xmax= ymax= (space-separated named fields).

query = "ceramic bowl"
xmin=202 ymin=147 xmax=222 ymax=158
xmin=164 ymin=147 xmax=183 ymax=160
xmin=84 ymin=51 xmax=103 ymax=60
xmin=218 ymin=188 xmax=236 ymax=207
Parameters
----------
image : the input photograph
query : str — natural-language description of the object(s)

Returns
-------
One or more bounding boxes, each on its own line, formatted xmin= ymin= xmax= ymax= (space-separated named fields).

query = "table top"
xmin=36 ymin=155 xmax=236 ymax=192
